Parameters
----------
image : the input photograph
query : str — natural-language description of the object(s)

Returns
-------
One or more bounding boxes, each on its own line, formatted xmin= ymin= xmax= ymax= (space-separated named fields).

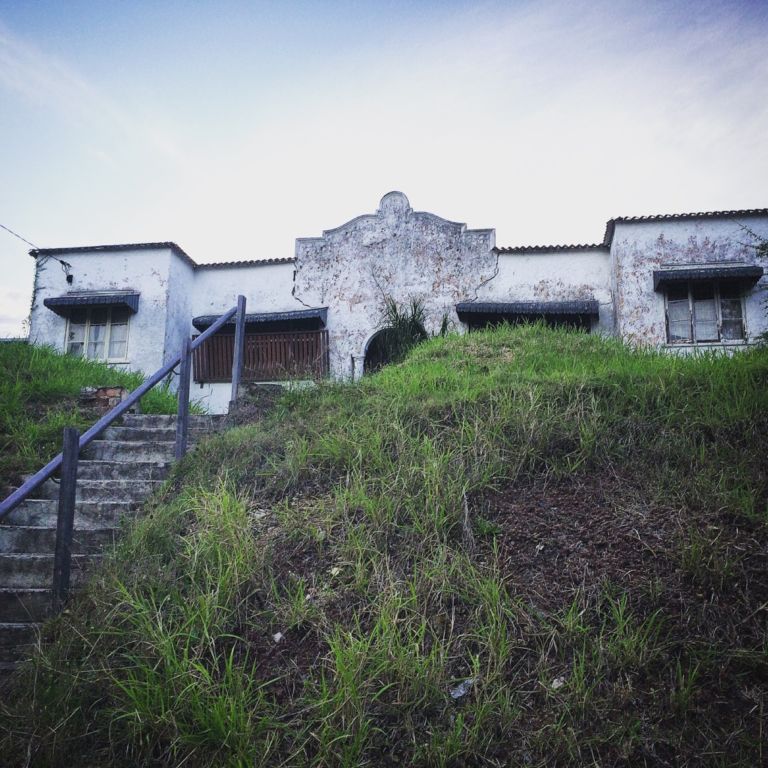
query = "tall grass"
xmin=0 ymin=342 xmax=179 ymax=489
xmin=367 ymin=296 xmax=429 ymax=372
xmin=3 ymin=325 xmax=767 ymax=766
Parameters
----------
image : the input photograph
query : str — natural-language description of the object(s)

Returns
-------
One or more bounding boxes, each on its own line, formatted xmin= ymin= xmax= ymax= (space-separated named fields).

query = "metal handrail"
xmin=0 ymin=300 xmax=244 ymax=521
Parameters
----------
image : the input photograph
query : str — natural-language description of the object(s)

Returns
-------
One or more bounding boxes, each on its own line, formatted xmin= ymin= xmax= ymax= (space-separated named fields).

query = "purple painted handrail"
xmin=0 ymin=305 xmax=239 ymax=520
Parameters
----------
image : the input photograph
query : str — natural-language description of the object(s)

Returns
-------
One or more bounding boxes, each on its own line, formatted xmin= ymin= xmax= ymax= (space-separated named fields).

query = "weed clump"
xmin=0 ymin=342 xmax=179 ymax=492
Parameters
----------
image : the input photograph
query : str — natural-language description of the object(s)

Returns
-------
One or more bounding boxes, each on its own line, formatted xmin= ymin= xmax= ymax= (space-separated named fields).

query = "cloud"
xmin=0 ymin=20 xmax=185 ymax=163
xmin=160 ymin=0 xmax=768 ymax=259
xmin=0 ymin=286 xmax=29 ymax=336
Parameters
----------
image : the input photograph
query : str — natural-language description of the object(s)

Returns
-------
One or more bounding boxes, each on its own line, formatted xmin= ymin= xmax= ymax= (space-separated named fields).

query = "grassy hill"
xmin=2 ymin=326 xmax=767 ymax=767
xmin=0 ymin=342 xmax=178 ymax=494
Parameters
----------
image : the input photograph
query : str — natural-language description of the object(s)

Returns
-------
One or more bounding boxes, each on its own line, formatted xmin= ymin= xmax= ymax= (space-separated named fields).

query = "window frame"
xmin=664 ymin=281 xmax=747 ymax=345
xmin=64 ymin=306 xmax=131 ymax=363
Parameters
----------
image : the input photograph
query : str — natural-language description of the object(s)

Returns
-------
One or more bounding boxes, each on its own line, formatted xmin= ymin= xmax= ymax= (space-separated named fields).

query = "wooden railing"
xmin=0 ymin=296 xmax=247 ymax=609
xmin=193 ymin=330 xmax=329 ymax=383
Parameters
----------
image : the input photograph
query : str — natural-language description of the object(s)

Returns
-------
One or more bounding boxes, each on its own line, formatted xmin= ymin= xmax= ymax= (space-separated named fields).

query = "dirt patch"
xmin=227 ymin=384 xmax=285 ymax=426
xmin=482 ymin=477 xmax=768 ymax=625
xmin=235 ymin=525 xmax=334 ymax=708
xmin=480 ymin=478 xmax=681 ymax=612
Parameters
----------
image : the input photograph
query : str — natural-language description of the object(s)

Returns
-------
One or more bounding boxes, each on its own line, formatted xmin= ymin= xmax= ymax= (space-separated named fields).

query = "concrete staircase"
xmin=0 ymin=413 xmax=224 ymax=675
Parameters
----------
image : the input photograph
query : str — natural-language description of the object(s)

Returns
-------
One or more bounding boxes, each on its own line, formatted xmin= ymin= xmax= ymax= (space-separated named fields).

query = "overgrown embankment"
xmin=3 ymin=326 xmax=767 ymax=767
xmin=0 ymin=342 xmax=178 ymax=493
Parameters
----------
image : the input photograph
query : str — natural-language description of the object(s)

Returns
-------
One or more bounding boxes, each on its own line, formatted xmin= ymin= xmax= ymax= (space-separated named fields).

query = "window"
xmin=665 ymin=282 xmax=745 ymax=344
xmin=65 ymin=306 xmax=130 ymax=361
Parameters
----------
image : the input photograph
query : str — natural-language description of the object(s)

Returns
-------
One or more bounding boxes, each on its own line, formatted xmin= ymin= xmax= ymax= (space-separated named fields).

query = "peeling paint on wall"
xmin=612 ymin=218 xmax=768 ymax=347
xmin=293 ymin=192 xmax=496 ymax=377
xmin=29 ymin=247 xmax=176 ymax=376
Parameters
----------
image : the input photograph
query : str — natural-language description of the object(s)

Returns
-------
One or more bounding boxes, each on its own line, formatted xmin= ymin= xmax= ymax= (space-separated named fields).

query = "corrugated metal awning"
xmin=192 ymin=307 xmax=328 ymax=330
xmin=653 ymin=264 xmax=763 ymax=291
xmin=43 ymin=292 xmax=140 ymax=316
xmin=456 ymin=300 xmax=599 ymax=316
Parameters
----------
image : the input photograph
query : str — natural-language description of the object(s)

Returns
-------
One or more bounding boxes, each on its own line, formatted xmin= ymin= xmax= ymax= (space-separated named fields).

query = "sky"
xmin=1 ymin=0 xmax=766 ymax=335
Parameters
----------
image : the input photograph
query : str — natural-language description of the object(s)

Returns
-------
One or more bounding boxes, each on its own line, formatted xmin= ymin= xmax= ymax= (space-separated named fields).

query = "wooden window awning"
xmin=44 ymin=292 xmax=140 ymax=316
xmin=456 ymin=300 xmax=599 ymax=317
xmin=192 ymin=307 xmax=327 ymax=331
xmin=653 ymin=264 xmax=763 ymax=291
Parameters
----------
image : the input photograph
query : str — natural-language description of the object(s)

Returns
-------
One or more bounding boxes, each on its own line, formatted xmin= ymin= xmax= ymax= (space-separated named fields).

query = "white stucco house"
xmin=28 ymin=192 xmax=768 ymax=413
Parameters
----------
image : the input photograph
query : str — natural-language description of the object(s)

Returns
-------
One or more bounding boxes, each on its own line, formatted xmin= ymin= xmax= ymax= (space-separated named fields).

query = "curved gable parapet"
xmin=291 ymin=193 xmax=499 ymax=376
xmin=295 ymin=192 xmax=495 ymax=257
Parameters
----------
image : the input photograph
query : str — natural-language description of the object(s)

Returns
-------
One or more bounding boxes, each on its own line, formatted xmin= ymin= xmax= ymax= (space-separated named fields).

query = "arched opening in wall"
xmin=363 ymin=328 xmax=395 ymax=374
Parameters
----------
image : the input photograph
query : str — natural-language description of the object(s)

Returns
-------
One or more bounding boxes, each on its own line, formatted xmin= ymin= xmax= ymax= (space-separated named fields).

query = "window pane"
xmin=720 ymin=297 xmax=743 ymax=321
xmin=109 ymin=323 xmax=128 ymax=343
xmin=693 ymin=285 xmax=718 ymax=341
xmin=108 ymin=340 xmax=127 ymax=358
xmin=89 ymin=323 xmax=106 ymax=342
xmin=721 ymin=320 xmax=743 ymax=340
xmin=87 ymin=323 xmax=106 ymax=359
xmin=108 ymin=323 xmax=128 ymax=358
xmin=667 ymin=299 xmax=691 ymax=341
xmin=67 ymin=321 xmax=86 ymax=344
xmin=694 ymin=308 xmax=718 ymax=341
xmin=87 ymin=341 xmax=105 ymax=359
xmin=66 ymin=317 xmax=86 ymax=356
xmin=720 ymin=297 xmax=744 ymax=340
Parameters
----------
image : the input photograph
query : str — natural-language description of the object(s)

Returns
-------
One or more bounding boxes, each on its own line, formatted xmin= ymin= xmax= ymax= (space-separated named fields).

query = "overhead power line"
xmin=0 ymin=223 xmax=39 ymax=250
xmin=1 ymin=223 xmax=72 ymax=278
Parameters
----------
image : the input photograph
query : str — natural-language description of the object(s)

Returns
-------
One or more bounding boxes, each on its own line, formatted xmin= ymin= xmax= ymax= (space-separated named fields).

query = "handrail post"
xmin=230 ymin=295 xmax=247 ymax=408
xmin=1 ymin=305 xmax=239 ymax=523
xmin=52 ymin=427 xmax=79 ymax=612
xmin=175 ymin=336 xmax=192 ymax=461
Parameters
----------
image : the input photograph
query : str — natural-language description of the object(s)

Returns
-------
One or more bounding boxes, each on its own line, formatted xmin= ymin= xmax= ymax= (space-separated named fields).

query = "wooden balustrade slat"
xmin=193 ymin=330 xmax=329 ymax=383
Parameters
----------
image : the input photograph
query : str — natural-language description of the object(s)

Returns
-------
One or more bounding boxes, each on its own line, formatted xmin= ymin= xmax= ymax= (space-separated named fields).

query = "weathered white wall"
xmin=480 ymin=248 xmax=613 ymax=332
xmin=611 ymin=216 xmax=768 ymax=347
xmin=191 ymin=262 xmax=296 ymax=318
xmin=191 ymin=381 xmax=232 ymax=414
xmin=29 ymin=247 xmax=175 ymax=377
xmin=163 ymin=251 xmax=195 ymax=367
xmin=189 ymin=261 xmax=302 ymax=412
xmin=293 ymin=192 xmax=496 ymax=378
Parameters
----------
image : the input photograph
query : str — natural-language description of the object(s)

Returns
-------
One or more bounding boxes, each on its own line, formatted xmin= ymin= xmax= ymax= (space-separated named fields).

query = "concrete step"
xmin=27 ymin=478 xmax=164 ymax=503
xmin=0 ymin=622 xmax=40 ymax=662
xmin=82 ymin=440 xmax=175 ymax=462
xmin=0 ymin=554 xmax=99 ymax=589
xmin=0 ymin=411 xmax=230 ymax=672
xmin=121 ymin=414 xmax=226 ymax=429
xmin=2 ymin=499 xmax=137 ymax=529
xmin=0 ymin=589 xmax=51 ymax=622
xmin=75 ymin=460 xmax=172 ymax=481
xmin=0 ymin=526 xmax=117 ymax=554
xmin=101 ymin=426 xmax=212 ymax=442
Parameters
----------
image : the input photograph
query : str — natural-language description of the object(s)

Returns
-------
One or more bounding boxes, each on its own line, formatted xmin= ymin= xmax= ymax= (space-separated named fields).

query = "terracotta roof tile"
xmin=603 ymin=208 xmax=768 ymax=246
xmin=195 ymin=257 xmax=294 ymax=268
xmin=30 ymin=242 xmax=196 ymax=267
xmin=494 ymin=244 xmax=606 ymax=254
xmin=30 ymin=243 xmax=294 ymax=269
